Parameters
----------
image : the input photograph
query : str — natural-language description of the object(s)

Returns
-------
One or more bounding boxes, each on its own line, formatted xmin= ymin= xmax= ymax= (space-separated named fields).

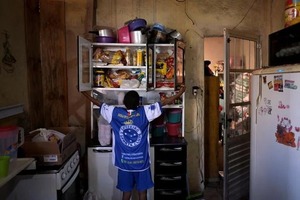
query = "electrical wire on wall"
xmin=196 ymin=89 xmax=205 ymax=190
xmin=176 ymin=0 xmax=195 ymax=25
xmin=184 ymin=88 xmax=205 ymax=191
xmin=232 ymin=0 xmax=257 ymax=30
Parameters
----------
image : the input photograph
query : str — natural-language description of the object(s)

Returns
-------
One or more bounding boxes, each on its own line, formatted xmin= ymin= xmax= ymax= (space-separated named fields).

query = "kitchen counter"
xmin=0 ymin=104 xmax=24 ymax=119
xmin=0 ymin=158 xmax=35 ymax=188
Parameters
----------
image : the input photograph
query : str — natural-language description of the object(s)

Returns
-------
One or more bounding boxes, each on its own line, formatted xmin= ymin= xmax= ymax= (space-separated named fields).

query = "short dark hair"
xmin=123 ymin=90 xmax=140 ymax=110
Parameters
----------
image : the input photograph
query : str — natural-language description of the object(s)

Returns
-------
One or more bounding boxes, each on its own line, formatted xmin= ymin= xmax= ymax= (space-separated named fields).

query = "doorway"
xmin=204 ymin=30 xmax=261 ymax=200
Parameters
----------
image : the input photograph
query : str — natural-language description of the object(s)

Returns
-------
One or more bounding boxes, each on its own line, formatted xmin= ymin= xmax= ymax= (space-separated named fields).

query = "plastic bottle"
xmin=136 ymin=49 xmax=143 ymax=66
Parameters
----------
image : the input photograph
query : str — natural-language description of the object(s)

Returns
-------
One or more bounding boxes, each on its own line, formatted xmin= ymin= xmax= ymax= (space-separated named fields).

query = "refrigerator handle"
xmin=255 ymin=75 xmax=262 ymax=124
xmin=93 ymin=149 xmax=112 ymax=153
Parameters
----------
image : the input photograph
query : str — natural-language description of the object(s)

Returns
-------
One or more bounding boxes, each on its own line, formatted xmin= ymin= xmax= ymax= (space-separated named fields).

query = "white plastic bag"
xmin=98 ymin=116 xmax=112 ymax=146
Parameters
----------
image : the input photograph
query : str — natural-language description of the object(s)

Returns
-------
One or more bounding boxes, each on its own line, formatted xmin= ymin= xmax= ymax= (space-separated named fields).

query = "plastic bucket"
xmin=118 ymin=25 xmax=131 ymax=43
xmin=152 ymin=124 xmax=165 ymax=137
xmin=166 ymin=123 xmax=182 ymax=137
xmin=167 ymin=109 xmax=182 ymax=123
xmin=0 ymin=126 xmax=19 ymax=158
xmin=0 ymin=156 xmax=10 ymax=177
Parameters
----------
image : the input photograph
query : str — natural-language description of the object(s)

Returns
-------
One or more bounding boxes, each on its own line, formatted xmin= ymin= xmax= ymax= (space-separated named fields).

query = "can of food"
xmin=136 ymin=49 xmax=143 ymax=66
xmin=94 ymin=69 xmax=105 ymax=87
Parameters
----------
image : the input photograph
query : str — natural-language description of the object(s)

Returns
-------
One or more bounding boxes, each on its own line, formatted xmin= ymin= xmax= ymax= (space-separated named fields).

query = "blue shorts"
xmin=116 ymin=168 xmax=154 ymax=192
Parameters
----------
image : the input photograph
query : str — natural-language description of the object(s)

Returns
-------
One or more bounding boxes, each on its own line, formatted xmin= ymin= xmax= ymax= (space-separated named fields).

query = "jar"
xmin=133 ymin=50 xmax=137 ymax=66
xmin=125 ymin=48 xmax=132 ymax=66
xmin=94 ymin=69 xmax=105 ymax=87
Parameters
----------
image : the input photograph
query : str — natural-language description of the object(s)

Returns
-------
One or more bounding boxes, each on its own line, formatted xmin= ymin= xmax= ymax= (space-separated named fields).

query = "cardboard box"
xmin=21 ymin=127 xmax=77 ymax=166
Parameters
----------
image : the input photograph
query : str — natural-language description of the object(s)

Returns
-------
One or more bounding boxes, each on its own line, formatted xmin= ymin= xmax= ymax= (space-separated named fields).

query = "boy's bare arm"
xmin=82 ymin=91 xmax=102 ymax=107
xmin=161 ymin=85 xmax=186 ymax=106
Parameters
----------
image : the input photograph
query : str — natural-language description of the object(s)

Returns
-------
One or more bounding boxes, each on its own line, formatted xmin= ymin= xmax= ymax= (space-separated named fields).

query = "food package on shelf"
xmin=93 ymin=48 xmax=127 ymax=65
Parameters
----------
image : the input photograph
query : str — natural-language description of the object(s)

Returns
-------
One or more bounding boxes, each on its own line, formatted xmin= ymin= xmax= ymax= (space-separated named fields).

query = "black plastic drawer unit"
xmin=154 ymin=144 xmax=187 ymax=199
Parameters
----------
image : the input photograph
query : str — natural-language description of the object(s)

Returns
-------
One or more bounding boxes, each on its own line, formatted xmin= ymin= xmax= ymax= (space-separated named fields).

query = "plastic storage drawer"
xmin=154 ymin=174 xmax=185 ymax=189
xmin=155 ymin=189 xmax=187 ymax=200
xmin=155 ymin=145 xmax=186 ymax=161
xmin=155 ymin=160 xmax=186 ymax=174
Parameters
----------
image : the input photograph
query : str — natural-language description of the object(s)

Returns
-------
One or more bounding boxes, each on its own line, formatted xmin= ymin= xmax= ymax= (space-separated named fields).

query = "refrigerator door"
xmin=88 ymin=147 xmax=155 ymax=200
xmin=77 ymin=36 xmax=93 ymax=92
xmin=88 ymin=147 xmax=122 ymax=200
xmin=250 ymin=65 xmax=300 ymax=200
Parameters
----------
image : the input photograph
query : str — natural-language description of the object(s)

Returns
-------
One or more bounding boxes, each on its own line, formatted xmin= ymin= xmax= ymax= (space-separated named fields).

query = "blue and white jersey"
xmin=101 ymin=102 xmax=162 ymax=172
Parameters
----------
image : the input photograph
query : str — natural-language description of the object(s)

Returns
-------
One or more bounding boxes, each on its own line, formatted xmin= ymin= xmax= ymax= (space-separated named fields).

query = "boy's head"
xmin=123 ymin=90 xmax=140 ymax=110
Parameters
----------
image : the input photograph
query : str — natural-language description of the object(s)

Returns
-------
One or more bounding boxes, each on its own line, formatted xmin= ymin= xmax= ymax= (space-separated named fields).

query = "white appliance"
xmin=88 ymin=146 xmax=154 ymax=200
xmin=250 ymin=64 xmax=300 ymax=200
xmin=6 ymin=150 xmax=80 ymax=200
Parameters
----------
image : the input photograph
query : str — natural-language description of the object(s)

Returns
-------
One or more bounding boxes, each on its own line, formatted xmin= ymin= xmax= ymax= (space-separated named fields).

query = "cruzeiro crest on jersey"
xmin=119 ymin=124 xmax=142 ymax=147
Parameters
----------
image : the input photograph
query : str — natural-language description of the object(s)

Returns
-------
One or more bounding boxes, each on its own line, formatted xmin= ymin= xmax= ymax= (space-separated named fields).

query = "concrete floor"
xmin=202 ymin=182 xmax=223 ymax=200
xmin=187 ymin=181 xmax=222 ymax=200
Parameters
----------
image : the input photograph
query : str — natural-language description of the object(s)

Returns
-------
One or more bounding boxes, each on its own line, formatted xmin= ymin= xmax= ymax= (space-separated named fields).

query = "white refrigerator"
xmin=250 ymin=64 xmax=300 ymax=200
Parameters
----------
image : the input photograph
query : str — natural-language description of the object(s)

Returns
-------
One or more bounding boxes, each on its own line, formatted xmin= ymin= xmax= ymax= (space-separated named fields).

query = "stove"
xmin=56 ymin=150 xmax=80 ymax=190
xmin=6 ymin=150 xmax=81 ymax=200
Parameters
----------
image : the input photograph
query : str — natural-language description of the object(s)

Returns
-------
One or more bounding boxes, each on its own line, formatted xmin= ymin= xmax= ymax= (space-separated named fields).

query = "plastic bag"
xmin=83 ymin=190 xmax=99 ymax=200
xmin=98 ymin=116 xmax=112 ymax=146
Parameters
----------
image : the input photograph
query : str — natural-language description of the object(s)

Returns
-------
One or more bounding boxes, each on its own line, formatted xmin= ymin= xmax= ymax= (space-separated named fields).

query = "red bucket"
xmin=166 ymin=123 xmax=181 ymax=137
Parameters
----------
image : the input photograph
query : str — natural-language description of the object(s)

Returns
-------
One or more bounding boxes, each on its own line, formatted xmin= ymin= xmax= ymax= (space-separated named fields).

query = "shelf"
xmin=0 ymin=158 xmax=35 ymax=188
xmin=93 ymin=87 xmax=147 ymax=91
xmin=0 ymin=104 xmax=24 ymax=120
xmin=93 ymin=65 xmax=147 ymax=69
xmin=93 ymin=104 xmax=183 ymax=109
xmin=92 ymin=43 xmax=147 ymax=47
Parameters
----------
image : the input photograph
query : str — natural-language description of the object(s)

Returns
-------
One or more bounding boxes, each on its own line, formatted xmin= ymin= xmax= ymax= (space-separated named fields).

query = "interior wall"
xmin=0 ymin=0 xmax=29 ymax=128
xmin=0 ymin=1 xmax=28 ymax=109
